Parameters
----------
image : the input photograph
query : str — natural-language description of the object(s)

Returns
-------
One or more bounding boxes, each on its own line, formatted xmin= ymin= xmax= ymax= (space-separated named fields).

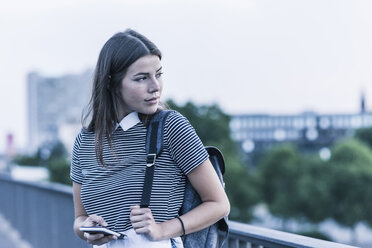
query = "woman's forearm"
xmin=158 ymin=158 xmax=230 ymax=240
xmin=73 ymin=215 xmax=89 ymax=240
xmin=159 ymin=199 xmax=230 ymax=240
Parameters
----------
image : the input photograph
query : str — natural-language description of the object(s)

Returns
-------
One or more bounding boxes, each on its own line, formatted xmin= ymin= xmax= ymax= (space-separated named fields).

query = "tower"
xmin=361 ymin=90 xmax=366 ymax=113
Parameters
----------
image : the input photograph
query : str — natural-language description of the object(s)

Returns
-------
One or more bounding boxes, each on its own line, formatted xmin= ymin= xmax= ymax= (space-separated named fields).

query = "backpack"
xmin=140 ymin=110 xmax=229 ymax=248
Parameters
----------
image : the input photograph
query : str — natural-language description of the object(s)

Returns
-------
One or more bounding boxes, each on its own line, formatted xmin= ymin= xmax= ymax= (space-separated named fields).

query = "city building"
xmin=27 ymin=70 xmax=92 ymax=154
xmin=230 ymin=93 xmax=372 ymax=162
xmin=28 ymin=69 xmax=372 ymax=164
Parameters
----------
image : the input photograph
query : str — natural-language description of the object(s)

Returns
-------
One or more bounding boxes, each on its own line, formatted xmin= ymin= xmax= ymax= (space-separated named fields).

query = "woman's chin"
xmin=140 ymin=106 xmax=159 ymax=115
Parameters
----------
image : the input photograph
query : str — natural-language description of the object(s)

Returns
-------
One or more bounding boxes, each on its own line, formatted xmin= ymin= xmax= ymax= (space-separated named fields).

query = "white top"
xmin=93 ymin=228 xmax=183 ymax=248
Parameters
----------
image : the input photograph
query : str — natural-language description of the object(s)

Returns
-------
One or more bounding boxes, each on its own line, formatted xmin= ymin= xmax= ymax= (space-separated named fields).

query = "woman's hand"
xmin=81 ymin=214 xmax=118 ymax=245
xmin=130 ymin=205 xmax=164 ymax=241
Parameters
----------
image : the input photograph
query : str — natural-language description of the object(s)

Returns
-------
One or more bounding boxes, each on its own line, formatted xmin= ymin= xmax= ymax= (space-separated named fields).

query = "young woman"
xmin=70 ymin=29 xmax=230 ymax=248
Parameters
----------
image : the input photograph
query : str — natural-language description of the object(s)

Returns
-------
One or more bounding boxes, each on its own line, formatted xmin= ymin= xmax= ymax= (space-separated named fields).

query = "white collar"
xmin=115 ymin=112 xmax=141 ymax=131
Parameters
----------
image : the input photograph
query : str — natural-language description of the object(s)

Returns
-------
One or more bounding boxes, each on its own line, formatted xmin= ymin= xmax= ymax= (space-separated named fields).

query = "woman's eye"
xmin=156 ymin=72 xmax=163 ymax=79
xmin=135 ymin=76 xmax=147 ymax=82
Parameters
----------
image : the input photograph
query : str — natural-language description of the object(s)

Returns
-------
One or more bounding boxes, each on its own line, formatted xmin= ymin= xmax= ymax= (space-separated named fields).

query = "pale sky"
xmin=1 ymin=0 xmax=372 ymax=151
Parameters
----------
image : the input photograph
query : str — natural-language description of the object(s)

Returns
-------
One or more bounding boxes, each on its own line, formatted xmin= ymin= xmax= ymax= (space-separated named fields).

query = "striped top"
xmin=70 ymin=111 xmax=208 ymax=232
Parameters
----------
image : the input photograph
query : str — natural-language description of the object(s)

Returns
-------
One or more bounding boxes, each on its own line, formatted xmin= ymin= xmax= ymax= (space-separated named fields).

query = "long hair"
xmin=83 ymin=29 xmax=162 ymax=166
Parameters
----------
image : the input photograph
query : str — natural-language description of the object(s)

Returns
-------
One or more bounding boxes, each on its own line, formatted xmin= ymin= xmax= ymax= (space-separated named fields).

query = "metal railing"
xmin=219 ymin=221 xmax=359 ymax=248
xmin=0 ymin=173 xmax=360 ymax=248
xmin=0 ymin=173 xmax=89 ymax=248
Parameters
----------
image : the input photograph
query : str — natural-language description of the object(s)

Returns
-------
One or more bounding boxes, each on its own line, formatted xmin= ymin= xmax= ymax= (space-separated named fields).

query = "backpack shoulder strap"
xmin=140 ymin=110 xmax=173 ymax=208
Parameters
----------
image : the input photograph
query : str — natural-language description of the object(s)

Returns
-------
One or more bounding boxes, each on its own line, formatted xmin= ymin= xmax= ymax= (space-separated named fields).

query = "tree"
xmin=48 ymin=158 xmax=71 ymax=185
xmin=13 ymin=153 xmax=42 ymax=166
xmin=257 ymin=138 xmax=372 ymax=245
xmin=354 ymin=127 xmax=372 ymax=150
xmin=166 ymin=100 xmax=235 ymax=155
xmin=224 ymin=166 xmax=260 ymax=222
xmin=327 ymin=139 xmax=372 ymax=244
xmin=13 ymin=141 xmax=72 ymax=185
xmin=166 ymin=99 xmax=260 ymax=222
xmin=49 ymin=141 xmax=68 ymax=158
xmin=295 ymin=155 xmax=331 ymax=223
xmin=46 ymin=141 xmax=71 ymax=185
xmin=257 ymin=143 xmax=335 ymax=229
xmin=257 ymin=143 xmax=302 ymax=226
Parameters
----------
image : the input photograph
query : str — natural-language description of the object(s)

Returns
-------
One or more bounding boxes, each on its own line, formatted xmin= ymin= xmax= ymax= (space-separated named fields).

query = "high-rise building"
xmin=27 ymin=70 xmax=92 ymax=154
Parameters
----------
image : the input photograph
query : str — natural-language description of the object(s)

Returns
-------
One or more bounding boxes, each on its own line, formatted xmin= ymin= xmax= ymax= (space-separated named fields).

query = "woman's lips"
xmin=145 ymin=97 xmax=159 ymax=104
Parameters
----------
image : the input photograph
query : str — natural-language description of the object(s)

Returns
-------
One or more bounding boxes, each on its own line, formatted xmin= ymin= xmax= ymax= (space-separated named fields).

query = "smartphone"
xmin=79 ymin=226 xmax=126 ymax=239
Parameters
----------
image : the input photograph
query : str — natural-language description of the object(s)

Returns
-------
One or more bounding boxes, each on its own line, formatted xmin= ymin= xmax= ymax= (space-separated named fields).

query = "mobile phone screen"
xmin=79 ymin=226 xmax=125 ymax=239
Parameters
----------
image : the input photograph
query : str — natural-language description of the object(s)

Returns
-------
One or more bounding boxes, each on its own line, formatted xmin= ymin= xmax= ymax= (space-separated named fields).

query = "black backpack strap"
xmin=140 ymin=110 xmax=173 ymax=208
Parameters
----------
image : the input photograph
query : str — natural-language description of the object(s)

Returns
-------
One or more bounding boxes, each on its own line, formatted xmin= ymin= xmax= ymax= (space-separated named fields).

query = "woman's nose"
xmin=149 ymin=78 xmax=160 ymax=92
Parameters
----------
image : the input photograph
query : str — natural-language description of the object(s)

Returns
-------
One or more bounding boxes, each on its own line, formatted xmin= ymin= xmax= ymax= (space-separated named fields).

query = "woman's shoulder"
xmin=165 ymin=110 xmax=188 ymax=123
xmin=163 ymin=110 xmax=198 ymax=137
xmin=72 ymin=128 xmax=95 ymax=153
xmin=74 ymin=127 xmax=94 ymax=143
xmin=164 ymin=110 xmax=191 ymax=129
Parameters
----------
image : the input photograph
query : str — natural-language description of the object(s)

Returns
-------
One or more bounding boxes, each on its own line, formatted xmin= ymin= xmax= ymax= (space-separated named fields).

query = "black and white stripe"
xmin=70 ymin=111 xmax=208 ymax=232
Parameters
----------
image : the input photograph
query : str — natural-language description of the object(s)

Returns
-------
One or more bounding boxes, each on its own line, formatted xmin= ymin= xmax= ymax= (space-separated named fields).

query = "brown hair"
xmin=83 ymin=29 xmax=162 ymax=166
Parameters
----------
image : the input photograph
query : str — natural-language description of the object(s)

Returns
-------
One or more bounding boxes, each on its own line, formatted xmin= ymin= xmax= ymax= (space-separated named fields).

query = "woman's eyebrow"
xmin=133 ymin=72 xmax=149 ymax=77
xmin=133 ymin=67 xmax=163 ymax=77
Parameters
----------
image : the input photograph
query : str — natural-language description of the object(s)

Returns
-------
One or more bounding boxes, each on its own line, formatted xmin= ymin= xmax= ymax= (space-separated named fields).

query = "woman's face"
xmin=118 ymin=55 xmax=163 ymax=118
